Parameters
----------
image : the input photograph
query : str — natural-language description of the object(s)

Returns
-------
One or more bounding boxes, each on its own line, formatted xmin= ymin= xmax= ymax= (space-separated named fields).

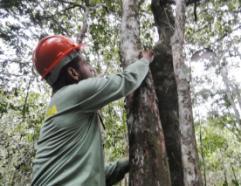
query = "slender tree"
xmin=120 ymin=0 xmax=171 ymax=185
xmin=171 ymin=0 xmax=203 ymax=185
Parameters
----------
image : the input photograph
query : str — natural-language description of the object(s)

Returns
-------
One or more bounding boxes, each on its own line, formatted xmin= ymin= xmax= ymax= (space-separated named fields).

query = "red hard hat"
xmin=33 ymin=35 xmax=82 ymax=85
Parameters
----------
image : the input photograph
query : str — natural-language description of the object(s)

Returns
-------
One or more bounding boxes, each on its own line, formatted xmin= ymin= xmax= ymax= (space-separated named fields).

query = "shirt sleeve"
xmin=105 ymin=159 xmax=129 ymax=186
xmin=72 ymin=58 xmax=150 ymax=111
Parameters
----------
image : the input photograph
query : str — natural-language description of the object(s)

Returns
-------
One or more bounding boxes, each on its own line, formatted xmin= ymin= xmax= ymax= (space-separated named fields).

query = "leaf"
xmin=232 ymin=179 xmax=239 ymax=186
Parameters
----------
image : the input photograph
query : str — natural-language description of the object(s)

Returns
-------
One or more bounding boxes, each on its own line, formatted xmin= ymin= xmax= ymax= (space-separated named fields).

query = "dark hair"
xmin=51 ymin=56 xmax=80 ymax=93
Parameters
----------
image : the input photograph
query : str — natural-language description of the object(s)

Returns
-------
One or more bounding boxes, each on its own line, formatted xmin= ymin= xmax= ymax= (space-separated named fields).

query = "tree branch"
xmin=22 ymin=77 xmax=33 ymax=120
xmin=77 ymin=6 xmax=89 ymax=44
xmin=57 ymin=0 xmax=109 ymax=44
xmin=159 ymin=0 xmax=207 ymax=6
xmin=58 ymin=0 xmax=86 ymax=10
xmin=215 ymin=24 xmax=241 ymax=43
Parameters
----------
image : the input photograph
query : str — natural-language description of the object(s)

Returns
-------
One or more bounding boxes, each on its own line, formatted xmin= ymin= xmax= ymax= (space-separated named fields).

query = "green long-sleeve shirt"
xmin=31 ymin=58 xmax=149 ymax=186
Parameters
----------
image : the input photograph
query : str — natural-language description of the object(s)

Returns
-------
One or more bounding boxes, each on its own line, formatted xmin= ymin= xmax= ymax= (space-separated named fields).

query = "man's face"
xmin=78 ymin=57 xmax=96 ymax=80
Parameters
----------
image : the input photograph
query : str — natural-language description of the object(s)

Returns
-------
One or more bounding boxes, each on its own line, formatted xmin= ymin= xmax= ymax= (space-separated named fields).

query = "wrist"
xmin=140 ymin=57 xmax=151 ymax=64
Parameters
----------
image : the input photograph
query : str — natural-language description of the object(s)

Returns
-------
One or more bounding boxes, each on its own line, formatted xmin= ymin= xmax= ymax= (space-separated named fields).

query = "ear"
xmin=67 ymin=67 xmax=80 ymax=81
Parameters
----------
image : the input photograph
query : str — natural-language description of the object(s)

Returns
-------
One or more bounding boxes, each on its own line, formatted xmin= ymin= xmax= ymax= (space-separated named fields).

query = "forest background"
xmin=0 ymin=0 xmax=241 ymax=185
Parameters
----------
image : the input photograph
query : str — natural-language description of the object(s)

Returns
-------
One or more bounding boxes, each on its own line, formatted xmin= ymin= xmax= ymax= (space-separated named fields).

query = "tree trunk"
xmin=171 ymin=0 xmax=203 ymax=185
xmin=151 ymin=1 xmax=184 ymax=186
xmin=120 ymin=0 xmax=171 ymax=185
xmin=220 ymin=59 xmax=241 ymax=127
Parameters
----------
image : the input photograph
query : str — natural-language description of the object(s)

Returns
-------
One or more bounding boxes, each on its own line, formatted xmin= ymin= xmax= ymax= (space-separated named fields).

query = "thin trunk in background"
xmin=220 ymin=59 xmax=241 ymax=126
xmin=120 ymin=0 xmax=171 ymax=185
xmin=199 ymin=120 xmax=207 ymax=186
xmin=171 ymin=0 xmax=203 ymax=185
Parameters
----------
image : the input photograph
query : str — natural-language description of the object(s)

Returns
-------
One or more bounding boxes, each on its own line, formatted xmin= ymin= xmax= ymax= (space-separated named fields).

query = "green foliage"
xmin=202 ymin=131 xmax=227 ymax=156
xmin=102 ymin=99 xmax=128 ymax=161
xmin=0 ymin=0 xmax=23 ymax=10
xmin=186 ymin=0 xmax=241 ymax=46
xmin=196 ymin=117 xmax=241 ymax=185
xmin=232 ymin=179 xmax=239 ymax=186
xmin=0 ymin=89 xmax=47 ymax=185
xmin=188 ymin=5 xmax=241 ymax=185
xmin=207 ymin=114 xmax=236 ymax=128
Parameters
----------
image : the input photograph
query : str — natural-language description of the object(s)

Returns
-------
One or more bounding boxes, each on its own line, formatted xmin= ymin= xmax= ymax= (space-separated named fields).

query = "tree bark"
xmin=151 ymin=1 xmax=184 ymax=186
xmin=120 ymin=0 xmax=171 ymax=185
xmin=171 ymin=0 xmax=203 ymax=185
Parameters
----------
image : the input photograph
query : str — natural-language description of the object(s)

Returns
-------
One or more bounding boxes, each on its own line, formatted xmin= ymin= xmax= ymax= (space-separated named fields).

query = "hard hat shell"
xmin=32 ymin=35 xmax=81 ymax=85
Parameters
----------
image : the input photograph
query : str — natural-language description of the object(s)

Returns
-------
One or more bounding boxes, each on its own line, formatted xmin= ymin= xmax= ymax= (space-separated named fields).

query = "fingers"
xmin=141 ymin=49 xmax=154 ymax=62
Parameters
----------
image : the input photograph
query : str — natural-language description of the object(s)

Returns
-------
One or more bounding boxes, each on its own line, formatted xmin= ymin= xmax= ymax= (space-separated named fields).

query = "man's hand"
xmin=105 ymin=158 xmax=129 ymax=186
xmin=139 ymin=50 xmax=154 ymax=62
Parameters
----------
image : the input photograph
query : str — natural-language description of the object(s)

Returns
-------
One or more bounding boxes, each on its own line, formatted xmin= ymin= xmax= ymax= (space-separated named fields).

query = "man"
xmin=31 ymin=35 xmax=153 ymax=185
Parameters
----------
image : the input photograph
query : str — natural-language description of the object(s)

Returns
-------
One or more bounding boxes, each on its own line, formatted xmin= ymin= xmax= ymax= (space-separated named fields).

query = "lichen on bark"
xmin=120 ymin=0 xmax=171 ymax=185
xmin=151 ymin=1 xmax=184 ymax=185
xmin=171 ymin=0 xmax=203 ymax=185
